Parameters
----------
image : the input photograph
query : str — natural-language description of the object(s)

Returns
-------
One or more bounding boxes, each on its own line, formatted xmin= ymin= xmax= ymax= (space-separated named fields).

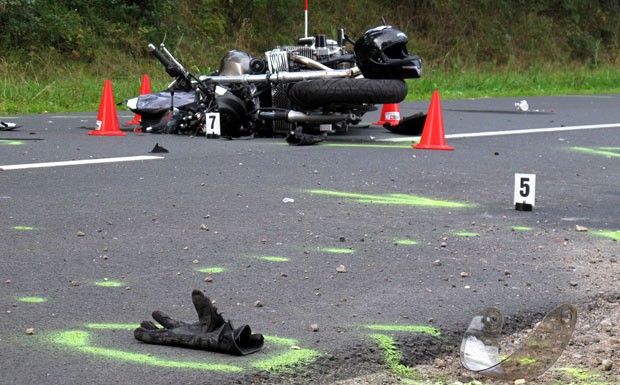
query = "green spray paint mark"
xmin=51 ymin=330 xmax=243 ymax=371
xmin=195 ymin=267 xmax=226 ymax=274
xmin=517 ymin=357 xmax=537 ymax=364
xmin=319 ymin=247 xmax=354 ymax=254
xmin=453 ymin=232 xmax=479 ymax=237
xmin=85 ymin=323 xmax=139 ymax=330
xmin=18 ymin=297 xmax=48 ymax=303
xmin=94 ymin=280 xmax=126 ymax=287
xmin=54 ymin=330 xmax=90 ymax=347
xmin=264 ymin=335 xmax=297 ymax=345
xmin=49 ymin=329 xmax=319 ymax=374
xmin=323 ymin=143 xmax=412 ymax=149
xmin=366 ymin=324 xmax=442 ymax=338
xmin=394 ymin=239 xmax=418 ymax=245
xmin=306 ymin=189 xmax=474 ymax=208
xmin=370 ymin=334 xmax=419 ymax=379
xmin=252 ymin=256 xmax=290 ymax=262
xmin=556 ymin=367 xmax=599 ymax=380
xmin=12 ymin=226 xmax=34 ymax=230
xmin=591 ymin=229 xmax=620 ymax=241
xmin=571 ymin=146 xmax=620 ymax=158
xmin=511 ymin=226 xmax=533 ymax=231
xmin=0 ymin=140 xmax=23 ymax=146
xmin=251 ymin=347 xmax=320 ymax=373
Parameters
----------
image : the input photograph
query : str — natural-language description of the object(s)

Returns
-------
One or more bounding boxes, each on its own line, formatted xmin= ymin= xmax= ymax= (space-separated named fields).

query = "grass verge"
xmin=1 ymin=60 xmax=619 ymax=114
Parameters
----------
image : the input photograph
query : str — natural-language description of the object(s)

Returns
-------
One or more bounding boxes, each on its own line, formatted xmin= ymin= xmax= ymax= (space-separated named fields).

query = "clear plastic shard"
xmin=460 ymin=304 xmax=577 ymax=381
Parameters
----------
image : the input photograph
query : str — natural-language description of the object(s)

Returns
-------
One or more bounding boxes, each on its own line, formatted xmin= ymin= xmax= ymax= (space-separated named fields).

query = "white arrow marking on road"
xmin=377 ymin=122 xmax=620 ymax=142
xmin=0 ymin=155 xmax=164 ymax=171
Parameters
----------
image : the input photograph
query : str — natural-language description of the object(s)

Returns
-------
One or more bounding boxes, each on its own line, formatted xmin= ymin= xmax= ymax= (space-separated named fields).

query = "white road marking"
xmin=0 ymin=155 xmax=164 ymax=171
xmin=377 ymin=122 xmax=620 ymax=142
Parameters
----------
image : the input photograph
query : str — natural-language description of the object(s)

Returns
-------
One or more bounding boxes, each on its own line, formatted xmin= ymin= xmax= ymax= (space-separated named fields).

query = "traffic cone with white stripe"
xmin=89 ymin=80 xmax=125 ymax=136
xmin=413 ymin=91 xmax=452 ymax=150
xmin=373 ymin=103 xmax=401 ymax=126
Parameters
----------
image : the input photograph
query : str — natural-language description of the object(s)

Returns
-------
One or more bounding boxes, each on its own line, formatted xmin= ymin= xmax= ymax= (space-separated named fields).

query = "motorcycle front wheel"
xmin=288 ymin=78 xmax=408 ymax=109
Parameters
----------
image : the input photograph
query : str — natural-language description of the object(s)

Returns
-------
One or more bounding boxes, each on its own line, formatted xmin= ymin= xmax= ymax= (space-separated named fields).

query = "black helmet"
xmin=354 ymin=26 xmax=422 ymax=79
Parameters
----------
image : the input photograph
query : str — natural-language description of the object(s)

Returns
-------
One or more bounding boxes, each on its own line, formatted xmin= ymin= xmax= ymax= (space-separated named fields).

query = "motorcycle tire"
xmin=288 ymin=78 xmax=408 ymax=109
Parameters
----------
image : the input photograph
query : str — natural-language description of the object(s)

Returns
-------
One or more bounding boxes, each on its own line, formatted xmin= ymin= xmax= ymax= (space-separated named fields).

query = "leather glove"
xmin=134 ymin=289 xmax=264 ymax=355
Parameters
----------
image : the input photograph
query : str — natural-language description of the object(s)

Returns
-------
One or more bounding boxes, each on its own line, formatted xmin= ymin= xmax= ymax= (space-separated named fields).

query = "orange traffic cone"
xmin=89 ymin=80 xmax=125 ymax=136
xmin=125 ymin=74 xmax=151 ymax=125
xmin=413 ymin=91 xmax=453 ymax=150
xmin=373 ymin=103 xmax=401 ymax=126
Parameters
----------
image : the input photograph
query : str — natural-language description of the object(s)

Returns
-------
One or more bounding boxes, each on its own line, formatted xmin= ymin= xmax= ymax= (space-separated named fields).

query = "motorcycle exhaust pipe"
xmin=205 ymin=67 xmax=361 ymax=85
xmin=258 ymin=110 xmax=354 ymax=123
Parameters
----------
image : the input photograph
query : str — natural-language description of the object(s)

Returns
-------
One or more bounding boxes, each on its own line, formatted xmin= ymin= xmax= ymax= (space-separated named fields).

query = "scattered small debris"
xmin=200 ymin=224 xmax=208 ymax=231
xmin=460 ymin=272 xmax=470 ymax=278
xmin=150 ymin=143 xmax=168 ymax=153
xmin=77 ymin=231 xmax=85 ymax=237
xmin=25 ymin=328 xmax=34 ymax=335
xmin=336 ymin=264 xmax=347 ymax=273
xmin=5 ymin=279 xmax=11 ymax=284
xmin=575 ymin=225 xmax=589 ymax=232
xmin=515 ymin=100 xmax=529 ymax=112
xmin=0 ymin=121 xmax=18 ymax=130
xmin=432 ymin=260 xmax=442 ymax=266
xmin=204 ymin=277 xmax=214 ymax=282
xmin=282 ymin=197 xmax=295 ymax=203
xmin=254 ymin=300 xmax=263 ymax=308
xmin=310 ymin=323 xmax=319 ymax=332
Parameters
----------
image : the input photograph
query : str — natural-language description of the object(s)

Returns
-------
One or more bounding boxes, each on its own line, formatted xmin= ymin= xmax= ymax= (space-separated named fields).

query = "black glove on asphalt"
xmin=134 ymin=289 xmax=264 ymax=355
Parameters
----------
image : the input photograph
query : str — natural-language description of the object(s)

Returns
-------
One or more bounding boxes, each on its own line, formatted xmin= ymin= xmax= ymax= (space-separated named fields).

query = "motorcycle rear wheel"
xmin=288 ymin=78 xmax=408 ymax=109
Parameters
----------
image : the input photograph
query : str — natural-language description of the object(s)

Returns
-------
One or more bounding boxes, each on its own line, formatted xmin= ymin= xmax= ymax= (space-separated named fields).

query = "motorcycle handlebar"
xmin=148 ymin=44 xmax=172 ymax=68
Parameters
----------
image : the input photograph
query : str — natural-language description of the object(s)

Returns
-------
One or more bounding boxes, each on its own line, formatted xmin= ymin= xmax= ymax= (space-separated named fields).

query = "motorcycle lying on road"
xmin=122 ymin=24 xmax=425 ymax=144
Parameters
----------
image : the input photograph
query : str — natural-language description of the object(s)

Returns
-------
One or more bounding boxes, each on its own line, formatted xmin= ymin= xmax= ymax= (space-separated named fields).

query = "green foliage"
xmin=2 ymin=0 xmax=619 ymax=67
xmin=1 ymin=0 xmax=620 ymax=114
xmin=0 ymin=0 xmax=177 ymax=60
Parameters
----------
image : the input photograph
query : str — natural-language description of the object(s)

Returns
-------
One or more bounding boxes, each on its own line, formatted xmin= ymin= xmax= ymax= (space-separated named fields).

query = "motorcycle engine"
xmin=267 ymin=33 xmax=354 ymax=72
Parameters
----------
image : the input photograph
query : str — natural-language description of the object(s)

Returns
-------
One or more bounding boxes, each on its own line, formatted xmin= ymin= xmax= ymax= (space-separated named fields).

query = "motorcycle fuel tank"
xmin=218 ymin=50 xmax=253 ymax=76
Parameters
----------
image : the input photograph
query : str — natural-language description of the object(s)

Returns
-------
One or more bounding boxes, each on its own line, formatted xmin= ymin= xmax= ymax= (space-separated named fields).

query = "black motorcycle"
xmin=123 ymin=24 xmax=425 ymax=144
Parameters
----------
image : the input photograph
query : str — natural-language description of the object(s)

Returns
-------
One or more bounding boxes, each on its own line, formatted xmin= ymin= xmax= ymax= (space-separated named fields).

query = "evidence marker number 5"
xmin=514 ymin=173 xmax=536 ymax=209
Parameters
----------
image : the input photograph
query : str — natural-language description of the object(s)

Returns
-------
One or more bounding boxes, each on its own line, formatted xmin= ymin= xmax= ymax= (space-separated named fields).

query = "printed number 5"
xmin=514 ymin=173 xmax=536 ymax=206
xmin=519 ymin=177 xmax=530 ymax=198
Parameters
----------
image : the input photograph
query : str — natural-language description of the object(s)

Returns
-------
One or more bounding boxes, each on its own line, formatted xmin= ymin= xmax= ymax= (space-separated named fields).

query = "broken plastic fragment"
xmin=515 ymin=100 xmax=529 ymax=111
xmin=0 ymin=121 xmax=19 ymax=130
xmin=460 ymin=304 xmax=577 ymax=381
xmin=149 ymin=143 xmax=168 ymax=153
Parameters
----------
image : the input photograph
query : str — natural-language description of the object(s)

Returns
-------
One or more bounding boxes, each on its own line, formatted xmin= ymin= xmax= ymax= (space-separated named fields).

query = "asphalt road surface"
xmin=1 ymin=94 xmax=619 ymax=384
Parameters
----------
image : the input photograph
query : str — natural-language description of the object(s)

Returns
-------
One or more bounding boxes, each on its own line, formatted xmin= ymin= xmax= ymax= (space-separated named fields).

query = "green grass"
xmin=409 ymin=64 xmax=620 ymax=101
xmin=2 ymin=59 xmax=620 ymax=114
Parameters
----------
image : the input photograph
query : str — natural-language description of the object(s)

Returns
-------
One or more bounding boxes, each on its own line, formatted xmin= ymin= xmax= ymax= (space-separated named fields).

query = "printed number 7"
xmin=207 ymin=115 xmax=217 ymax=130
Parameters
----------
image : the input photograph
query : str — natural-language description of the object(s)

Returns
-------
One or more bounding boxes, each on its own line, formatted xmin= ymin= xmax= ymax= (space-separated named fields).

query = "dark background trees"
xmin=1 ymin=0 xmax=619 ymax=69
